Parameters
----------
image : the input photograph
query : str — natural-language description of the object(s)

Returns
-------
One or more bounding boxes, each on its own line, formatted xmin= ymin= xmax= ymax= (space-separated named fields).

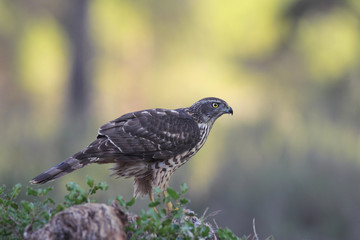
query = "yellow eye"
xmin=212 ymin=102 xmax=219 ymax=108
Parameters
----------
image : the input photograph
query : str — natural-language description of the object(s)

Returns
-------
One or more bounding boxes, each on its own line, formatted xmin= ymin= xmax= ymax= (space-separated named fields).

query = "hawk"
xmin=30 ymin=97 xmax=233 ymax=209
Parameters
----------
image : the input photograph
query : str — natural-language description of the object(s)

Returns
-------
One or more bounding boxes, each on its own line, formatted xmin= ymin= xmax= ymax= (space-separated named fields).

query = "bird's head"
xmin=187 ymin=97 xmax=233 ymax=123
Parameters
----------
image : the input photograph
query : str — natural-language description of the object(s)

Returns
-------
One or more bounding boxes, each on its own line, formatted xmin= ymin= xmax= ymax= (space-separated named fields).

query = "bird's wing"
xmin=95 ymin=108 xmax=200 ymax=162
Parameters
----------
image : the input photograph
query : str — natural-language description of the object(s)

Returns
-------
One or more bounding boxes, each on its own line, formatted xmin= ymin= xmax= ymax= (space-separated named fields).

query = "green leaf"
xmin=10 ymin=201 xmax=18 ymax=210
xmin=159 ymin=208 xmax=167 ymax=217
xmin=65 ymin=182 xmax=77 ymax=191
xmin=126 ymin=197 xmax=136 ymax=207
xmin=116 ymin=195 xmax=126 ymax=207
xmin=167 ymin=187 xmax=179 ymax=200
xmin=21 ymin=201 xmax=32 ymax=214
xmin=148 ymin=200 xmax=160 ymax=208
xmin=40 ymin=210 xmax=51 ymax=222
xmin=161 ymin=218 xmax=172 ymax=226
xmin=0 ymin=185 xmax=5 ymax=195
xmin=173 ymin=208 xmax=183 ymax=219
xmin=39 ymin=187 xmax=53 ymax=196
xmin=97 ymin=181 xmax=109 ymax=191
xmin=55 ymin=204 xmax=65 ymax=214
xmin=3 ymin=198 xmax=10 ymax=207
xmin=11 ymin=183 xmax=22 ymax=199
xmin=180 ymin=182 xmax=188 ymax=194
xmin=26 ymin=187 xmax=38 ymax=197
xmin=180 ymin=198 xmax=189 ymax=205
xmin=86 ymin=176 xmax=94 ymax=187
xmin=76 ymin=194 xmax=87 ymax=204
xmin=217 ymin=228 xmax=240 ymax=240
xmin=201 ymin=226 xmax=210 ymax=237
xmin=43 ymin=197 xmax=55 ymax=205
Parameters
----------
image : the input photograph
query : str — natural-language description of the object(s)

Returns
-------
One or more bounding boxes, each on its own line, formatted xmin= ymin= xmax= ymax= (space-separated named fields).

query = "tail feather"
xmin=30 ymin=138 xmax=116 ymax=184
xmin=30 ymin=155 xmax=92 ymax=184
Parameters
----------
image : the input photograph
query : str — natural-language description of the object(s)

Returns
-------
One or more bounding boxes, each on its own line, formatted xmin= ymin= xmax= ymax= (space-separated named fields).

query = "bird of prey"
xmin=30 ymin=97 xmax=233 ymax=210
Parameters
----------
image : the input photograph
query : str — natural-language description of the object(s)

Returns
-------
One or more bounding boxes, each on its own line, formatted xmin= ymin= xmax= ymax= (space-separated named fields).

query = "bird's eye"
xmin=212 ymin=102 xmax=219 ymax=108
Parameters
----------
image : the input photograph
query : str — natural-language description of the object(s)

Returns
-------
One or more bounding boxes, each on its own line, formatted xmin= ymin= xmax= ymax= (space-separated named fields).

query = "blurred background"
xmin=1 ymin=0 xmax=360 ymax=239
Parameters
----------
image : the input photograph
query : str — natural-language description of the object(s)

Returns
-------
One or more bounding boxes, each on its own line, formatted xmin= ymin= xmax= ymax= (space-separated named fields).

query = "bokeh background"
xmin=1 ymin=0 xmax=360 ymax=239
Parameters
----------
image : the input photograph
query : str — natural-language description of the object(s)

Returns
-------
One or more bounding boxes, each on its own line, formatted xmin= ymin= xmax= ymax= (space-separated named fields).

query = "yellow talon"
xmin=149 ymin=192 xmax=159 ymax=214
xmin=163 ymin=191 xmax=176 ymax=212
xmin=166 ymin=201 xmax=174 ymax=212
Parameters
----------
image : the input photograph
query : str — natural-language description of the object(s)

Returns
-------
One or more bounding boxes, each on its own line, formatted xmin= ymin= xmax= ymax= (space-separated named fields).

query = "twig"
xmin=201 ymin=207 xmax=209 ymax=220
xmin=213 ymin=218 xmax=219 ymax=229
xmin=253 ymin=218 xmax=259 ymax=240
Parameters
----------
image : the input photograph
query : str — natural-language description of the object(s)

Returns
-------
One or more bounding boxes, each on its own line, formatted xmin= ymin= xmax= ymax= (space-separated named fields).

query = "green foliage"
xmin=217 ymin=227 xmax=241 ymax=240
xmin=0 ymin=176 xmax=109 ymax=239
xmin=126 ymin=183 xmax=239 ymax=240
xmin=0 ymin=178 xmax=240 ymax=239
xmin=0 ymin=183 xmax=57 ymax=239
xmin=63 ymin=176 xmax=109 ymax=207
xmin=115 ymin=195 xmax=136 ymax=210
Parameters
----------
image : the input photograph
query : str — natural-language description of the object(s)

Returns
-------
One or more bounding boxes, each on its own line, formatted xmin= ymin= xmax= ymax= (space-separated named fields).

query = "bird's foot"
xmin=149 ymin=192 xmax=159 ymax=214
xmin=166 ymin=201 xmax=173 ymax=213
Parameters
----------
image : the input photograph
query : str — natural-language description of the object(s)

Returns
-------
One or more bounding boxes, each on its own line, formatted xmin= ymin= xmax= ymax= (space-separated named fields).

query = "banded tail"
xmin=30 ymin=152 xmax=93 ymax=184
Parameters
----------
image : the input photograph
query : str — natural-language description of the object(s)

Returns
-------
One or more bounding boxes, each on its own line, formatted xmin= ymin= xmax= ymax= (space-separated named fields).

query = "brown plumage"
xmin=30 ymin=97 xmax=233 ymax=198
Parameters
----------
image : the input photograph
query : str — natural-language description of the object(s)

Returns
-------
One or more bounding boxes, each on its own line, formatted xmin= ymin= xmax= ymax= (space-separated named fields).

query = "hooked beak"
xmin=225 ymin=106 xmax=233 ymax=115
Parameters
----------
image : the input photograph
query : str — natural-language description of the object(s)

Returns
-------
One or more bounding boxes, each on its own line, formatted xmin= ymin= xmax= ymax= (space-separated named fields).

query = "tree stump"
xmin=24 ymin=202 xmax=127 ymax=240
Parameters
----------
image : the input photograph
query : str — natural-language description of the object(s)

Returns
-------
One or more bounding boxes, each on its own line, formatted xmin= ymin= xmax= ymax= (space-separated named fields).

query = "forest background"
xmin=1 ymin=0 xmax=360 ymax=239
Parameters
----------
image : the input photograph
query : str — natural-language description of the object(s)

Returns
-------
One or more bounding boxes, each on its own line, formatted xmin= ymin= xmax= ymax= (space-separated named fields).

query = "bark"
xmin=24 ymin=203 xmax=127 ymax=240
xmin=64 ymin=0 xmax=91 ymax=119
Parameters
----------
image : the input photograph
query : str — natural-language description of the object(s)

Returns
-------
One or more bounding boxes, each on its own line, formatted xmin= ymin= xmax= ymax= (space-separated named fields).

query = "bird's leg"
xmin=163 ymin=191 xmax=174 ymax=212
xmin=149 ymin=192 xmax=158 ymax=214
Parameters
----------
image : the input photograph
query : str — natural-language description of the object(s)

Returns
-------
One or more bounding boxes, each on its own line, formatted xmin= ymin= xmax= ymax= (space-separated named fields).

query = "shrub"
xmin=0 ymin=177 xmax=240 ymax=239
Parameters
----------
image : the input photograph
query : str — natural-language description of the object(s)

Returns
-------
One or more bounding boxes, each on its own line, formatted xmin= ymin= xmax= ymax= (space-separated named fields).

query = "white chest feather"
xmin=151 ymin=122 xmax=213 ymax=190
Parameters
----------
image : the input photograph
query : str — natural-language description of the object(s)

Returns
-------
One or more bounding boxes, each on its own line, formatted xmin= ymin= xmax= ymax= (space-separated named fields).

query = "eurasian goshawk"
xmin=30 ymin=97 xmax=233 ymax=207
